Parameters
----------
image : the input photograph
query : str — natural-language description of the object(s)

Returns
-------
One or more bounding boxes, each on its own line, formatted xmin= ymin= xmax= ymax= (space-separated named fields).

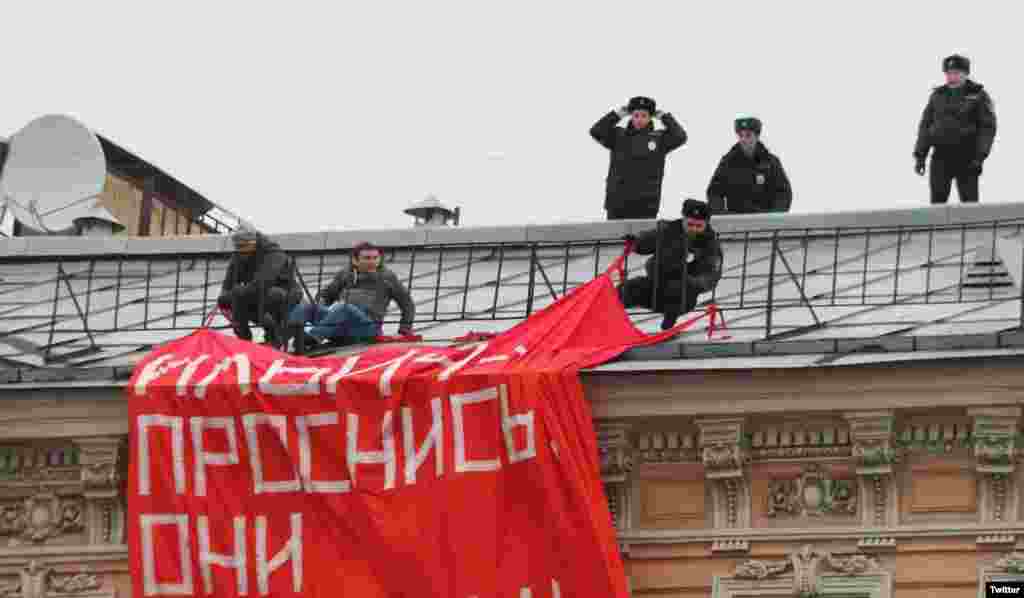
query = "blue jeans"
xmin=287 ymin=303 xmax=380 ymax=341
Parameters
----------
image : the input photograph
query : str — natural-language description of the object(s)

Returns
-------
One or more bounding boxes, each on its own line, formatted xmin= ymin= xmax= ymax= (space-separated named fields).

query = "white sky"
xmin=1 ymin=1 xmax=1021 ymax=234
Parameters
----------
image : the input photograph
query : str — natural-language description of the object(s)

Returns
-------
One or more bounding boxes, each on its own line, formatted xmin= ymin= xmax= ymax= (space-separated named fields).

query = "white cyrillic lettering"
xmin=438 ymin=342 xmax=489 ymax=381
xmin=195 ymin=354 xmax=252 ymax=399
xmin=295 ymin=413 xmax=351 ymax=493
xmin=413 ymin=353 xmax=453 ymax=366
xmin=258 ymin=359 xmax=331 ymax=396
xmin=451 ymin=387 xmax=501 ymax=473
xmin=177 ymin=355 xmax=211 ymax=396
xmin=328 ymin=350 xmax=418 ymax=397
xmin=191 ymin=417 xmax=240 ymax=497
xmin=198 ymin=515 xmax=247 ymax=595
xmin=323 ymin=355 xmax=360 ymax=394
xmin=499 ymin=384 xmax=536 ymax=464
xmin=347 ymin=411 xmax=396 ymax=489
xmin=476 ymin=344 xmax=528 ymax=365
xmin=518 ymin=580 xmax=561 ymax=598
xmin=403 ymin=398 xmax=444 ymax=484
xmin=243 ymin=414 xmax=301 ymax=494
xmin=256 ymin=513 xmax=302 ymax=596
xmin=478 ymin=355 xmax=509 ymax=364
xmin=141 ymin=514 xmax=193 ymax=596
xmin=137 ymin=415 xmax=185 ymax=496
xmin=134 ymin=354 xmax=209 ymax=396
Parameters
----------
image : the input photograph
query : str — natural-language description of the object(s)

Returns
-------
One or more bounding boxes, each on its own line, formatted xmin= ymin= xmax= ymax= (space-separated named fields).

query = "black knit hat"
xmin=627 ymin=96 xmax=656 ymax=114
xmin=682 ymin=198 xmax=711 ymax=221
xmin=943 ymin=54 xmax=970 ymax=74
xmin=735 ymin=116 xmax=762 ymax=135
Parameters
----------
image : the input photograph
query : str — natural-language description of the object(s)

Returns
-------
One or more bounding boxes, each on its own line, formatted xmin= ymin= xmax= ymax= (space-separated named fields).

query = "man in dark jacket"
xmin=914 ymin=54 xmax=997 ymax=204
xmin=591 ymin=96 xmax=688 ymax=220
xmin=707 ymin=117 xmax=792 ymax=214
xmin=286 ymin=241 xmax=415 ymax=353
xmin=619 ymin=199 xmax=724 ymax=330
xmin=217 ymin=228 xmax=301 ymax=348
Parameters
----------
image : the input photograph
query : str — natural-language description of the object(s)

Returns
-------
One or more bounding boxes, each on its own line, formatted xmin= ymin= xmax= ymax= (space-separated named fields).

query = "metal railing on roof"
xmin=1 ymin=217 xmax=1023 ymax=366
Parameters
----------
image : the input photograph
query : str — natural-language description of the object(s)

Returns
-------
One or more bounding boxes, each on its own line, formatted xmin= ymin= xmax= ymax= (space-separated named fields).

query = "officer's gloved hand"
xmin=914 ymin=158 xmax=926 ymax=176
xmin=654 ymin=110 xmax=665 ymax=119
xmin=615 ymin=105 xmax=629 ymax=118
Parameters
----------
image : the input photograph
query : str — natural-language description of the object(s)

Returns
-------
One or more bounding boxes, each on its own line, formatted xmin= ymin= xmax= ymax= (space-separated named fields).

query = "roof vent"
xmin=404 ymin=195 xmax=460 ymax=228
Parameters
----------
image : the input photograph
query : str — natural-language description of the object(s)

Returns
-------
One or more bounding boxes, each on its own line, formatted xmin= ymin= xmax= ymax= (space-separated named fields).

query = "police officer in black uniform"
xmin=706 ymin=117 xmax=792 ymax=214
xmin=913 ymin=54 xmax=997 ymax=204
xmin=620 ymin=198 xmax=724 ymax=330
xmin=591 ymin=96 xmax=688 ymax=220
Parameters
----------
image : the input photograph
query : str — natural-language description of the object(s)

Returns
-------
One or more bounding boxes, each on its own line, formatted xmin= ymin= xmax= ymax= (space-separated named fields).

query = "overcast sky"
xmin=1 ymin=1 xmax=1020 ymax=234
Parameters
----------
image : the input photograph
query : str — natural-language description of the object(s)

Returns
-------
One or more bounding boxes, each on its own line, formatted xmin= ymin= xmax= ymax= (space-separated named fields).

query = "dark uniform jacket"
xmin=590 ymin=112 xmax=687 ymax=214
xmin=914 ymin=80 xmax=997 ymax=161
xmin=633 ymin=219 xmax=724 ymax=294
xmin=706 ymin=142 xmax=792 ymax=214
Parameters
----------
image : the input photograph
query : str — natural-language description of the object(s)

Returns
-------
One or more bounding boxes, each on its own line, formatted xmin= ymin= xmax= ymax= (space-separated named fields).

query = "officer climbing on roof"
xmin=619 ymin=198 xmax=723 ymax=330
xmin=706 ymin=117 xmax=792 ymax=214
xmin=284 ymin=241 xmax=415 ymax=353
xmin=913 ymin=54 xmax=997 ymax=204
xmin=591 ymin=96 xmax=688 ymax=220
xmin=217 ymin=227 xmax=302 ymax=349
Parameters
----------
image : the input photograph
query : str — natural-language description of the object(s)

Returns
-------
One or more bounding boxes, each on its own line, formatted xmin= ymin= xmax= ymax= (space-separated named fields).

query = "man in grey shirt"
xmin=286 ymin=241 xmax=415 ymax=352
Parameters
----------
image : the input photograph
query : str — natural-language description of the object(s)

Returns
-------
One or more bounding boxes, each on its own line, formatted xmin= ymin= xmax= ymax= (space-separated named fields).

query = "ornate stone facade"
xmin=0 ymin=437 xmax=124 ymax=597
xmin=725 ymin=545 xmax=888 ymax=597
xmin=765 ymin=464 xmax=858 ymax=519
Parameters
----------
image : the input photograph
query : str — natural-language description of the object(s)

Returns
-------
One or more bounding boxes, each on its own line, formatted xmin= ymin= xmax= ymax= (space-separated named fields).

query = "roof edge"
xmin=4 ymin=201 xmax=1024 ymax=258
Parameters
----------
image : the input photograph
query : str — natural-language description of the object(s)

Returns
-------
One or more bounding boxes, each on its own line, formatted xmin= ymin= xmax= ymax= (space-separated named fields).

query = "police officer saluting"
xmin=913 ymin=54 xmax=997 ymax=204
xmin=591 ymin=96 xmax=688 ymax=220
xmin=706 ymin=117 xmax=792 ymax=214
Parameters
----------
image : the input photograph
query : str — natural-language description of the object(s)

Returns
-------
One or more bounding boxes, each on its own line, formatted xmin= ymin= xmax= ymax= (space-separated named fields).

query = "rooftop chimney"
xmin=73 ymin=205 xmax=125 ymax=237
xmin=404 ymin=195 xmax=460 ymax=228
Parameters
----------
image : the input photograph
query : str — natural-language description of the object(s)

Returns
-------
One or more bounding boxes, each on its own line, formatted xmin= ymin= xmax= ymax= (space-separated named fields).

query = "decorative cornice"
xmin=977 ymin=534 xmax=1016 ymax=547
xmin=618 ymin=524 xmax=1024 ymax=545
xmin=857 ymin=537 xmax=897 ymax=552
xmin=712 ymin=539 xmax=750 ymax=554
xmin=596 ymin=423 xmax=633 ymax=482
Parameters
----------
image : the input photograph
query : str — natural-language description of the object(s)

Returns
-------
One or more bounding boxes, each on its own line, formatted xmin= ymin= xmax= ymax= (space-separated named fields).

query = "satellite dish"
xmin=0 ymin=114 xmax=107 ymax=234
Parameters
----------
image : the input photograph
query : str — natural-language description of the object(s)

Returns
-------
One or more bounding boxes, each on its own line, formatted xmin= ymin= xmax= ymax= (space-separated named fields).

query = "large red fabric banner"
xmin=128 ymin=250 xmax=702 ymax=597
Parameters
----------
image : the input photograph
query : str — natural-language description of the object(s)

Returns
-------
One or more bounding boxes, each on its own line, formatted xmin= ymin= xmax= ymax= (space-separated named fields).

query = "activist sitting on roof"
xmin=284 ymin=241 xmax=416 ymax=354
xmin=619 ymin=198 xmax=724 ymax=330
xmin=217 ymin=227 xmax=302 ymax=350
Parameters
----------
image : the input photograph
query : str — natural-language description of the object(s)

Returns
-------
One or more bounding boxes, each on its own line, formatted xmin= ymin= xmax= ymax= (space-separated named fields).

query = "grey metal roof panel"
xmin=4 ymin=202 xmax=1024 ymax=379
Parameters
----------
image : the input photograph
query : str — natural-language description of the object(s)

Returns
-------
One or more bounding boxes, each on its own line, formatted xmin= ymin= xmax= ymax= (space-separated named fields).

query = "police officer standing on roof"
xmin=591 ymin=96 xmax=688 ymax=220
xmin=913 ymin=54 xmax=997 ymax=204
xmin=706 ymin=117 xmax=793 ymax=214
xmin=619 ymin=198 xmax=723 ymax=330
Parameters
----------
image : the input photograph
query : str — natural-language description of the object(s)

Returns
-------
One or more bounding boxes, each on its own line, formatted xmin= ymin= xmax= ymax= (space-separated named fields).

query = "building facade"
xmin=2 ymin=203 xmax=1024 ymax=596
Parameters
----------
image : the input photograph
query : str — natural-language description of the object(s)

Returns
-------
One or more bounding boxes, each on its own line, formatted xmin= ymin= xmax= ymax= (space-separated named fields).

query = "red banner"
xmin=128 ymin=251 xmax=700 ymax=597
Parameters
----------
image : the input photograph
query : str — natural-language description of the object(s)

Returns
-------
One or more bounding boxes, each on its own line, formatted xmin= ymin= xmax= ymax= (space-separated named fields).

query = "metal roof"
xmin=1 ymin=202 xmax=1024 ymax=383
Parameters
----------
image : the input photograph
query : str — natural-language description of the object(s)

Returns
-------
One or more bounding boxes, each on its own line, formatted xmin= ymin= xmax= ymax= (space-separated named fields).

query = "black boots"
xmin=261 ymin=312 xmax=284 ymax=350
xmin=660 ymin=312 xmax=680 ymax=331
